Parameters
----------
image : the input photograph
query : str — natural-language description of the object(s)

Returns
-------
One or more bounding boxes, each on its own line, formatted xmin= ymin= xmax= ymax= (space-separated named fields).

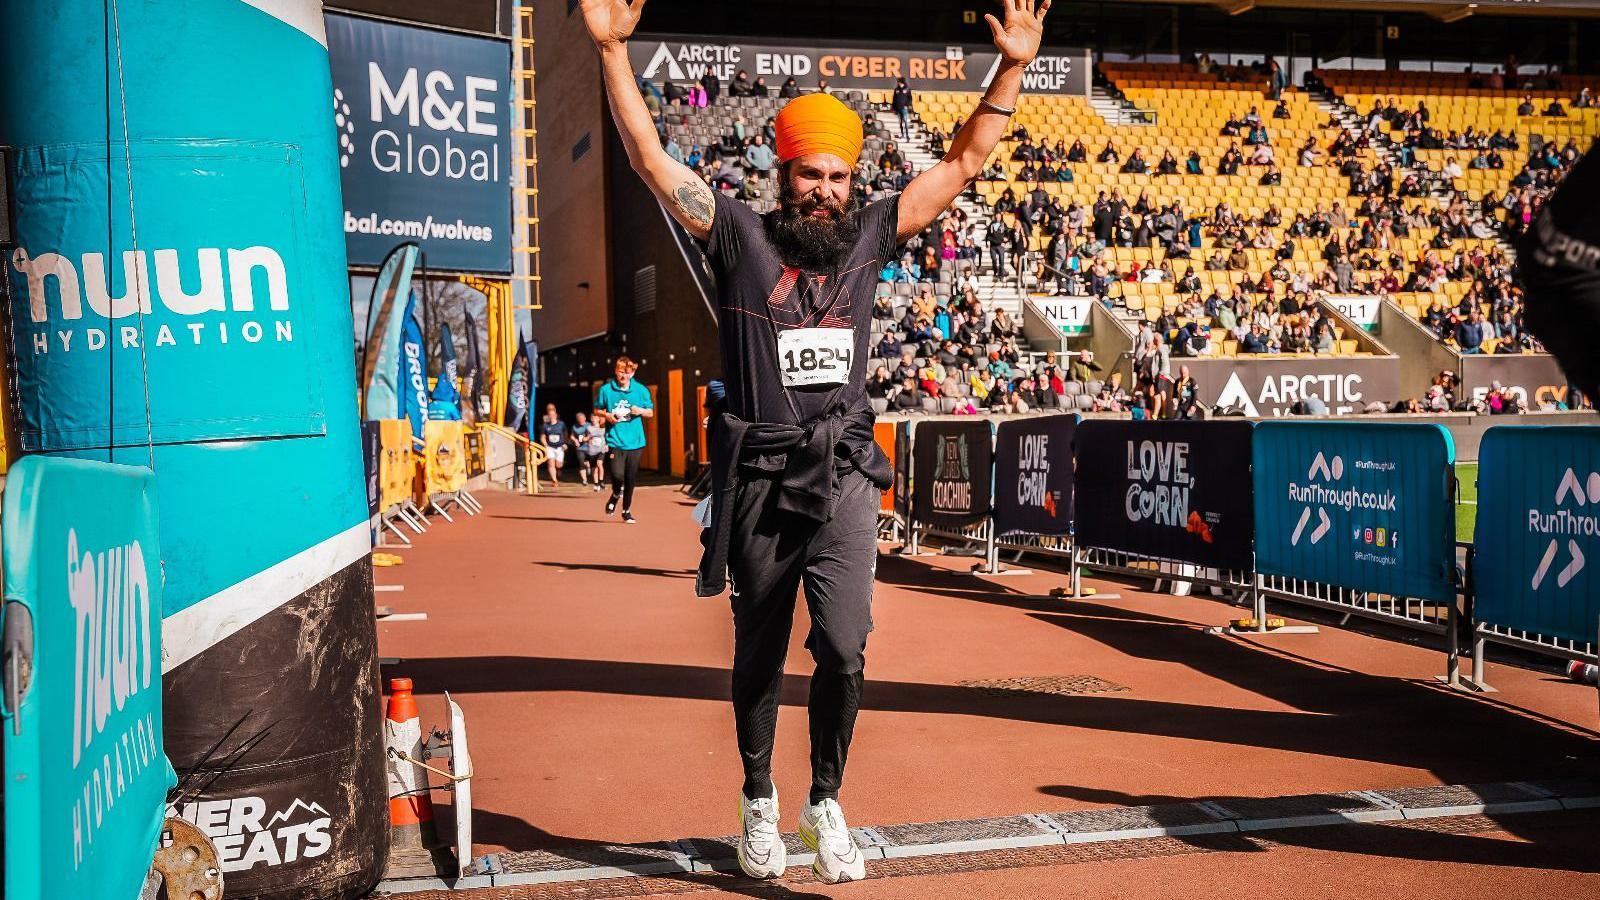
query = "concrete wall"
xmin=530 ymin=3 xmax=612 ymax=351
xmin=1087 ymin=301 xmax=1137 ymax=388
xmin=1378 ymin=299 xmax=1457 ymax=401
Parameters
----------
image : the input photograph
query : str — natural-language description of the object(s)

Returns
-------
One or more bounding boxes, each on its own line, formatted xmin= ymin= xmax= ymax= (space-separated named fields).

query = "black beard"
xmin=763 ymin=179 xmax=860 ymax=271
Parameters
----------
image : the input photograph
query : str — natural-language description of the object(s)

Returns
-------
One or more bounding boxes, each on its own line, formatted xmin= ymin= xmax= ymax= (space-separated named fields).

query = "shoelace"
xmin=746 ymin=800 xmax=779 ymax=839
xmin=813 ymin=804 xmax=851 ymax=850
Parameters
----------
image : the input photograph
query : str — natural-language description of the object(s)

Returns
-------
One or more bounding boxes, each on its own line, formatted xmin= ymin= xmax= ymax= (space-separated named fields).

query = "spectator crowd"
xmin=636 ymin=55 xmax=1594 ymax=419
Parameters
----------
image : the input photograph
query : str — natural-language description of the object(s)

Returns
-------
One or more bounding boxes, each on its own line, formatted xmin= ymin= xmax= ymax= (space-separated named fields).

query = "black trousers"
xmin=607 ymin=448 xmax=642 ymax=509
xmin=727 ymin=468 xmax=877 ymax=804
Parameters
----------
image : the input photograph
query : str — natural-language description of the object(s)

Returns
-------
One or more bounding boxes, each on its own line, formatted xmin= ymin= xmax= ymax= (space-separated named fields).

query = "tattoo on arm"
xmin=672 ymin=180 xmax=714 ymax=227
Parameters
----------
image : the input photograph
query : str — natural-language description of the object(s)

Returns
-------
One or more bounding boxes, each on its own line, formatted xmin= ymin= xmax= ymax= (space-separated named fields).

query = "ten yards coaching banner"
xmin=912 ymin=419 xmax=993 ymax=531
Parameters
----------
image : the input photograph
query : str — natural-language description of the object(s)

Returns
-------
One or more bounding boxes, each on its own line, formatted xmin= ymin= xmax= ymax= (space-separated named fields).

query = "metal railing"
xmin=476 ymin=421 xmax=545 ymax=495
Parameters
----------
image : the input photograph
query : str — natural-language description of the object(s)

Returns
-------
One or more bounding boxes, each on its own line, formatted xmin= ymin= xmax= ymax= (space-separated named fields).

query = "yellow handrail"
xmin=476 ymin=421 xmax=544 ymax=494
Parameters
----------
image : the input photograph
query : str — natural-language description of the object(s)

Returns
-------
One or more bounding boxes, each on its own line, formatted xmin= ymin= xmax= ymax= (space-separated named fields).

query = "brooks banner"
xmin=1471 ymin=426 xmax=1600 ymax=643
xmin=1074 ymin=420 xmax=1254 ymax=569
xmin=1254 ymin=422 xmax=1456 ymax=602
xmin=400 ymin=293 xmax=430 ymax=444
xmin=994 ymin=415 xmax=1077 ymax=537
xmin=912 ymin=420 xmax=993 ymax=530
xmin=3 ymin=457 xmax=176 ymax=900
xmin=432 ymin=321 xmax=462 ymax=411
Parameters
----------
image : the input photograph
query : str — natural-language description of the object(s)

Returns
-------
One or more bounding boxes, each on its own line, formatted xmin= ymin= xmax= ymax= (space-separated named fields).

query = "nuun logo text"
xmin=10 ymin=245 xmax=294 ymax=355
xmin=68 ymin=529 xmax=163 ymax=869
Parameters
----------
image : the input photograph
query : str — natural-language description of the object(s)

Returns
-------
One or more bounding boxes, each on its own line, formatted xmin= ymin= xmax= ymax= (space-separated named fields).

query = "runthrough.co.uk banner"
xmin=327 ymin=12 xmax=513 ymax=273
xmin=1471 ymin=426 xmax=1600 ymax=644
xmin=1254 ymin=422 xmax=1457 ymax=602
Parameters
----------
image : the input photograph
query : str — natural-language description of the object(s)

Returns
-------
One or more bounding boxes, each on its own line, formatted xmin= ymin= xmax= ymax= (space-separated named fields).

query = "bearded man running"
xmin=580 ymin=0 xmax=1051 ymax=883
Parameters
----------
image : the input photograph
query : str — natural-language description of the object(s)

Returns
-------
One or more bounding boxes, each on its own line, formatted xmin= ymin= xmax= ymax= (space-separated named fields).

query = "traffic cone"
xmin=384 ymin=677 xmax=444 ymax=878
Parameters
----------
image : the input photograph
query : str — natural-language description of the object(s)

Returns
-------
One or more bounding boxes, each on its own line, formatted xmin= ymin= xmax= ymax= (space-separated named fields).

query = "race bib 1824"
xmin=777 ymin=327 xmax=853 ymax=388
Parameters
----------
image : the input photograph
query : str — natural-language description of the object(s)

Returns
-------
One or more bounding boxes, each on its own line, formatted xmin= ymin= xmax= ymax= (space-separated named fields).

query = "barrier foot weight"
xmin=969 ymin=564 xmax=1033 ymax=577
xmin=1207 ymin=617 xmax=1320 ymax=636
xmin=1433 ymin=674 xmax=1498 ymax=693
xmin=1046 ymin=586 xmax=1119 ymax=601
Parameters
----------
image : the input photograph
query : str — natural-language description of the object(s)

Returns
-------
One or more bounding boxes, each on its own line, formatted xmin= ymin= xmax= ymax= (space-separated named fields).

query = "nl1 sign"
xmin=327 ymin=13 xmax=513 ymax=273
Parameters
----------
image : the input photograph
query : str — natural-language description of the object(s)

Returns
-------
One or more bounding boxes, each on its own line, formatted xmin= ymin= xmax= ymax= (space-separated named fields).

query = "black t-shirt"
xmin=701 ymin=191 xmax=902 ymax=427
xmin=1519 ymin=139 xmax=1600 ymax=396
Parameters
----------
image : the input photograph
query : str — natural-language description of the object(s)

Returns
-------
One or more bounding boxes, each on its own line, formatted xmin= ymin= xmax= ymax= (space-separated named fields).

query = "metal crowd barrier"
xmin=886 ymin=420 xmax=1599 ymax=690
xmin=906 ymin=517 xmax=1495 ymax=684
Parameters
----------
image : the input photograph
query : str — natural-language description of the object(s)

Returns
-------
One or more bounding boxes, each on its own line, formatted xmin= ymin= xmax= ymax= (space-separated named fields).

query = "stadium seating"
xmin=660 ymin=90 xmax=888 ymax=213
xmin=903 ymin=61 xmax=1597 ymax=360
xmin=1318 ymin=69 xmax=1600 ymax=203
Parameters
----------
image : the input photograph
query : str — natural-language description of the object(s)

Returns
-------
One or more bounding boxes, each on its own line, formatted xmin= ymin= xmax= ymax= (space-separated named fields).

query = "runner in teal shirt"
xmin=593 ymin=357 xmax=653 ymax=522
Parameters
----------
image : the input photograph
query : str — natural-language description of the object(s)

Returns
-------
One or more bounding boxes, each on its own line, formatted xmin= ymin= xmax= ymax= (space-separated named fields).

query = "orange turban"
xmin=773 ymin=93 xmax=864 ymax=165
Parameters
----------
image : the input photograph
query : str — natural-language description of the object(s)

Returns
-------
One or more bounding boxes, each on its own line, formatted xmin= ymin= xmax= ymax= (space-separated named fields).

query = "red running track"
xmin=372 ymin=484 xmax=1600 ymax=895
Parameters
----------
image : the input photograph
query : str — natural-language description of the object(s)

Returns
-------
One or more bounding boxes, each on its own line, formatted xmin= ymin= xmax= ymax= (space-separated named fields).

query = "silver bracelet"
xmin=978 ymin=97 xmax=1015 ymax=117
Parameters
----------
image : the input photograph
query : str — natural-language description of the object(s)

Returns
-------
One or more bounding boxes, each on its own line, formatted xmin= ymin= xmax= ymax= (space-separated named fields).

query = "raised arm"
xmin=896 ymin=0 xmax=1051 ymax=241
xmin=581 ymin=0 xmax=715 ymax=240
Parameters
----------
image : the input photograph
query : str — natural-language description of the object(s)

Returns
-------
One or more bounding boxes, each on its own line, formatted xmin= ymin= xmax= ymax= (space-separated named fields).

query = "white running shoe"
xmin=737 ymin=791 xmax=786 ymax=879
xmin=798 ymin=798 xmax=866 ymax=884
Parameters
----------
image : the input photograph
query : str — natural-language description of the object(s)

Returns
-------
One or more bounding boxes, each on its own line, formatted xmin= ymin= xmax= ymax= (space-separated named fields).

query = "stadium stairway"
xmin=1089 ymin=83 xmax=1157 ymax=127
xmin=871 ymin=107 xmax=1043 ymax=347
xmin=1310 ymin=80 xmax=1518 ymax=257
